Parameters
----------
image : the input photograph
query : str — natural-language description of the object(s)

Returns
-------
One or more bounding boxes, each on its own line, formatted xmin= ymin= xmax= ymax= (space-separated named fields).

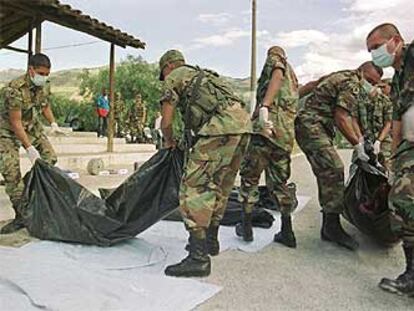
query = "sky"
xmin=0 ymin=0 xmax=413 ymax=83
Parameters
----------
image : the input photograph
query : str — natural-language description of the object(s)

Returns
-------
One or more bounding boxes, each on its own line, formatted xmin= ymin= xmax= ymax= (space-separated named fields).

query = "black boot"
xmin=274 ymin=215 xmax=297 ymax=248
xmin=0 ymin=206 xmax=25 ymax=235
xmin=165 ymin=231 xmax=211 ymax=277
xmin=206 ymin=225 xmax=220 ymax=256
xmin=321 ymin=213 xmax=359 ymax=251
xmin=235 ymin=211 xmax=253 ymax=242
xmin=379 ymin=246 xmax=414 ymax=296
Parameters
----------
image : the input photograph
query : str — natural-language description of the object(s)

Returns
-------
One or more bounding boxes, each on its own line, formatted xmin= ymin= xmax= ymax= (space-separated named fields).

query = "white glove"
xmin=354 ymin=140 xmax=370 ymax=162
xmin=49 ymin=122 xmax=67 ymax=136
xmin=259 ymin=107 xmax=273 ymax=133
xmin=26 ymin=146 xmax=41 ymax=164
xmin=373 ymin=140 xmax=381 ymax=155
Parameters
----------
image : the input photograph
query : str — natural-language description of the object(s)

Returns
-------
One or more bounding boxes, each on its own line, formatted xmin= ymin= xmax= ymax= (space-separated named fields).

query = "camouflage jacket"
xmin=254 ymin=53 xmax=299 ymax=152
xmin=353 ymin=91 xmax=393 ymax=143
xmin=391 ymin=40 xmax=414 ymax=154
xmin=391 ymin=41 xmax=414 ymax=121
xmin=297 ymin=69 xmax=363 ymax=138
xmin=114 ymin=98 xmax=126 ymax=120
xmin=160 ymin=65 xmax=251 ymax=137
xmin=0 ymin=74 xmax=50 ymax=137
xmin=128 ymin=105 xmax=146 ymax=124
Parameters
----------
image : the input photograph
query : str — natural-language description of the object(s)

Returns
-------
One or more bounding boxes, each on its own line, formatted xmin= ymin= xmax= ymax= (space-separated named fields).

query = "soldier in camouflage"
xmin=295 ymin=61 xmax=383 ymax=251
xmin=158 ymin=50 xmax=251 ymax=277
xmin=114 ymin=91 xmax=126 ymax=138
xmin=367 ymin=23 xmax=414 ymax=297
xmin=352 ymin=79 xmax=393 ymax=169
xmin=126 ymin=93 xmax=147 ymax=143
xmin=236 ymin=46 xmax=299 ymax=248
xmin=0 ymin=53 xmax=63 ymax=234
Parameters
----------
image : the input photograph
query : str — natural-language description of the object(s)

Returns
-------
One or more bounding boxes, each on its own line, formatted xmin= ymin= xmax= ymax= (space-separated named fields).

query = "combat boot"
xmin=185 ymin=225 xmax=220 ymax=256
xmin=0 ymin=205 xmax=25 ymax=234
xmin=321 ymin=213 xmax=359 ymax=251
xmin=165 ymin=230 xmax=211 ymax=278
xmin=379 ymin=246 xmax=414 ymax=297
xmin=274 ymin=215 xmax=297 ymax=248
xmin=235 ymin=211 xmax=253 ymax=242
xmin=206 ymin=225 xmax=220 ymax=256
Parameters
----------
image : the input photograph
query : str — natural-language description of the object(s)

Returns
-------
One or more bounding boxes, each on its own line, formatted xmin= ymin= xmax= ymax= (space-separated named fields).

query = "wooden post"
xmin=27 ymin=27 xmax=33 ymax=68
xmin=249 ymin=0 xmax=257 ymax=115
xmin=35 ymin=23 xmax=42 ymax=53
xmin=107 ymin=43 xmax=115 ymax=152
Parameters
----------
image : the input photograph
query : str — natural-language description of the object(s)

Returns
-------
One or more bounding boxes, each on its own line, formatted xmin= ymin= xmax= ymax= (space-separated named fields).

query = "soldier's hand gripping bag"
xmin=343 ymin=158 xmax=401 ymax=245
xmin=20 ymin=149 xmax=184 ymax=246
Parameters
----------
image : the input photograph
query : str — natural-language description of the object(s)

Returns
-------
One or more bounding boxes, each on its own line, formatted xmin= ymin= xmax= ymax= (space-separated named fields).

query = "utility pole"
xmin=250 ymin=0 xmax=257 ymax=115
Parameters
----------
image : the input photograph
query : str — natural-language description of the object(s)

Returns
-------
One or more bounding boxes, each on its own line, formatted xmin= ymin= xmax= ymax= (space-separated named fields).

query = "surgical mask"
xmin=362 ymin=79 xmax=374 ymax=94
xmin=31 ymin=73 xmax=48 ymax=87
xmin=371 ymin=39 xmax=398 ymax=68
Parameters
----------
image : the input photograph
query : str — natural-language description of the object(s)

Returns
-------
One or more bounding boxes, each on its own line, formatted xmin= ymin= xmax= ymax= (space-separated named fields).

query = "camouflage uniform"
xmin=240 ymin=48 xmax=299 ymax=216
xmin=353 ymin=90 xmax=393 ymax=166
xmin=126 ymin=95 xmax=146 ymax=143
xmin=0 ymin=74 xmax=57 ymax=208
xmin=295 ymin=70 xmax=363 ymax=213
xmin=389 ymin=42 xmax=414 ymax=247
xmin=114 ymin=92 xmax=126 ymax=137
xmin=160 ymin=65 xmax=251 ymax=231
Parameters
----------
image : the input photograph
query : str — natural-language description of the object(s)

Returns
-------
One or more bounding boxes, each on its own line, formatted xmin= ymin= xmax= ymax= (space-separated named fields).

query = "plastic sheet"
xmin=21 ymin=149 xmax=184 ymax=246
xmin=344 ymin=160 xmax=400 ymax=245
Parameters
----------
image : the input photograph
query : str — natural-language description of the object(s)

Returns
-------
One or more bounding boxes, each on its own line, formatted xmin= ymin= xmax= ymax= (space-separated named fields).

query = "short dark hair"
xmin=358 ymin=61 xmax=383 ymax=77
xmin=29 ymin=53 xmax=51 ymax=69
xmin=366 ymin=23 xmax=401 ymax=41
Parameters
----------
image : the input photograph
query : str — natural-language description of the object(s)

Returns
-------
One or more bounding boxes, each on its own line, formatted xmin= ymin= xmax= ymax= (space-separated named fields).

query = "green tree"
xmin=79 ymin=55 xmax=183 ymax=137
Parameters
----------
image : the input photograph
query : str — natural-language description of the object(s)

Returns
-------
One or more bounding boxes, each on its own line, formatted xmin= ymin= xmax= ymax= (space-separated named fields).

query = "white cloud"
xmin=292 ymin=0 xmax=413 ymax=82
xmin=346 ymin=0 xmax=406 ymax=12
xmin=192 ymin=28 xmax=269 ymax=48
xmin=197 ymin=13 xmax=233 ymax=26
xmin=274 ymin=30 xmax=329 ymax=48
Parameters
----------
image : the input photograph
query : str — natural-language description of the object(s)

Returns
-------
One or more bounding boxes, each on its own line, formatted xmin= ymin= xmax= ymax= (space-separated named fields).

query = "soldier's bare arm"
xmin=298 ymin=80 xmax=318 ymax=98
xmin=262 ymin=68 xmax=284 ymax=107
xmin=41 ymin=105 xmax=57 ymax=125
xmin=378 ymin=120 xmax=392 ymax=142
xmin=351 ymin=116 xmax=364 ymax=141
xmin=161 ymin=101 xmax=175 ymax=148
xmin=9 ymin=110 xmax=32 ymax=148
xmin=392 ymin=120 xmax=403 ymax=153
xmin=334 ymin=107 xmax=359 ymax=145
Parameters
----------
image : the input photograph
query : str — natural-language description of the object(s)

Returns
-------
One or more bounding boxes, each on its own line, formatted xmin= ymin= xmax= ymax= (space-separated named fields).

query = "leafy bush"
xmin=51 ymin=94 xmax=97 ymax=131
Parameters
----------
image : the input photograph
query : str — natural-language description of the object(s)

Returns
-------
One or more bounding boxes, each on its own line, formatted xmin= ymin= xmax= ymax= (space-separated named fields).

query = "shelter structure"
xmin=0 ymin=0 xmax=146 ymax=151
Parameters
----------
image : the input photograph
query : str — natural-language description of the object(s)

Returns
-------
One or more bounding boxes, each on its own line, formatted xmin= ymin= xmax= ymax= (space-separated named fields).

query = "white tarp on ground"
xmin=0 ymin=195 xmax=310 ymax=311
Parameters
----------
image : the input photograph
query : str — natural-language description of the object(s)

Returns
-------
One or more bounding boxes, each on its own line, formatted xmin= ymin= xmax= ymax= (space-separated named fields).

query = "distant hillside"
xmin=0 ymin=66 xmax=250 ymax=99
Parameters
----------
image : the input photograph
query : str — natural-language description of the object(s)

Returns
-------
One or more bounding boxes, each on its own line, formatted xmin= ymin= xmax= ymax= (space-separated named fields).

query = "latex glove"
xmin=354 ymin=140 xmax=370 ymax=162
xmin=373 ymin=140 xmax=381 ymax=155
xmin=26 ymin=146 xmax=41 ymax=164
xmin=259 ymin=107 xmax=273 ymax=133
xmin=50 ymin=122 xmax=67 ymax=136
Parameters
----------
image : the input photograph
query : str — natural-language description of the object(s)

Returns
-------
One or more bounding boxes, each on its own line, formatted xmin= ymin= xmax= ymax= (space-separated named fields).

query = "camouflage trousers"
xmin=0 ymin=131 xmax=57 ymax=209
xmin=389 ymin=142 xmax=414 ymax=247
xmin=239 ymin=134 xmax=297 ymax=215
xmin=295 ymin=118 xmax=344 ymax=214
xmin=179 ymin=134 xmax=250 ymax=231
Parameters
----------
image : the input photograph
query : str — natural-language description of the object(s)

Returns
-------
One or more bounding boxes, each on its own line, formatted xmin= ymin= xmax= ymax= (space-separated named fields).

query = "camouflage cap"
xmin=159 ymin=50 xmax=185 ymax=81
xmin=267 ymin=46 xmax=286 ymax=58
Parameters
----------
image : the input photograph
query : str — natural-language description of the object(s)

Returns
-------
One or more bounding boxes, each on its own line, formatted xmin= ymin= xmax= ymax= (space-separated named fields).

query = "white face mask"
xmin=371 ymin=38 xmax=400 ymax=68
xmin=362 ymin=79 xmax=374 ymax=94
xmin=31 ymin=72 xmax=48 ymax=87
